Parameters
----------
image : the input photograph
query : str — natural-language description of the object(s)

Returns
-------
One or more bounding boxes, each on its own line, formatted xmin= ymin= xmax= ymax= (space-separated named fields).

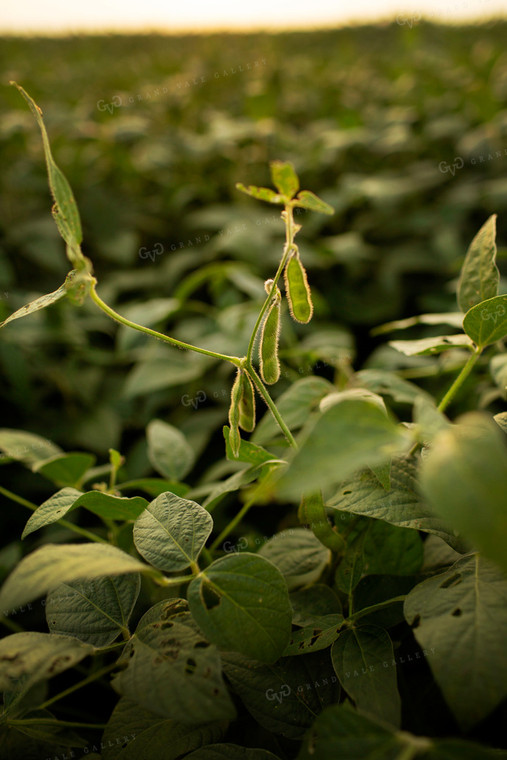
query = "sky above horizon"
xmin=2 ymin=0 xmax=506 ymax=34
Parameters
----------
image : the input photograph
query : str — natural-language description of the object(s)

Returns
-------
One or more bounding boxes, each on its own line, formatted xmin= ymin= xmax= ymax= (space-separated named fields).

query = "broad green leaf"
xmin=334 ymin=525 xmax=367 ymax=595
xmin=389 ymin=334 xmax=474 ymax=356
xmin=463 ymin=294 xmax=507 ymax=348
xmin=123 ymin=356 xmax=205 ymax=398
xmin=362 ymin=520 xmax=423 ymax=576
xmin=112 ymin=616 xmax=235 ymax=724
xmin=331 ymin=626 xmax=401 ymax=726
xmin=290 ymin=584 xmax=343 ymax=626
xmin=270 ymin=160 xmax=299 ymax=199
xmin=0 ymin=428 xmax=61 ymax=467
xmin=354 ymin=369 xmax=433 ymax=405
xmin=420 ymin=413 xmax=507 ymax=575
xmin=11 ymin=82 xmax=84 ymax=265
xmin=133 ymin=491 xmax=212 ymax=572
xmin=223 ymin=426 xmax=276 ymax=466
xmin=252 ymin=377 xmax=334 ymax=445
xmin=412 ymin=396 xmax=451 ymax=445
xmin=235 ymin=183 xmax=285 ymax=204
xmin=222 ymin=649 xmax=339 ymax=740
xmin=283 ymin=615 xmax=343 ymax=656
xmin=187 ymin=745 xmax=281 ymax=759
xmin=372 ymin=312 xmax=465 ymax=335
xmin=421 ymin=535 xmax=463 ymax=573
xmin=297 ymin=702 xmax=507 ymax=760
xmin=45 ymin=574 xmax=141 ymax=646
xmin=146 ymin=419 xmax=195 ymax=480
xmin=0 ymin=543 xmax=148 ymax=610
xmin=0 ymin=280 xmax=69 ymax=329
xmin=188 ymin=553 xmax=292 ymax=663
xmin=404 ymin=554 xmax=507 ymax=729
xmin=276 ymin=399 xmax=409 ymax=501
xmin=327 ymin=457 xmax=468 ymax=552
xmin=294 ymin=190 xmax=334 ymax=215
xmin=259 ymin=528 xmax=331 ymax=591
xmin=0 ymin=632 xmax=93 ymax=702
xmin=22 ymin=488 xmax=148 ymax=539
xmin=33 ymin=452 xmax=96 ymax=487
xmin=457 ymin=215 xmax=499 ymax=313
xmin=101 ymin=698 xmax=225 ymax=760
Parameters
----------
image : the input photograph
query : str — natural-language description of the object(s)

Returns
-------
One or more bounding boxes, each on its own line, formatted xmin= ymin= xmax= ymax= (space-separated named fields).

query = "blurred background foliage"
xmin=0 ymin=23 xmax=506 ymax=496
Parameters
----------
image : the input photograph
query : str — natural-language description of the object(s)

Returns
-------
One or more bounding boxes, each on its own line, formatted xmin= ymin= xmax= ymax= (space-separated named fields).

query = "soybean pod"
xmin=259 ymin=284 xmax=281 ymax=385
xmin=284 ymin=250 xmax=313 ymax=324
xmin=228 ymin=369 xmax=243 ymax=457
xmin=238 ymin=371 xmax=256 ymax=432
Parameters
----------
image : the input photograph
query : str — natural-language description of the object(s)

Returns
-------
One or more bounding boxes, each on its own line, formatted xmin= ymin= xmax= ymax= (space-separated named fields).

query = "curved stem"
xmin=0 ymin=486 xmax=108 ymax=544
xmin=246 ymin=204 xmax=297 ymax=364
xmin=89 ymin=280 xmax=242 ymax=368
xmin=36 ymin=662 xmax=118 ymax=713
xmin=209 ymin=493 xmax=258 ymax=554
xmin=246 ymin=363 xmax=297 ymax=449
xmin=437 ymin=348 xmax=481 ymax=413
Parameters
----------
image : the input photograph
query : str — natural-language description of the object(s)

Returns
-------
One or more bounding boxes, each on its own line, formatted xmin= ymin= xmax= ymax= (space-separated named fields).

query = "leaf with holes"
xmin=45 ymin=574 xmax=141 ymax=647
xmin=188 ymin=553 xmax=292 ymax=663
xmin=331 ymin=626 xmax=401 ymax=727
xmin=112 ymin=616 xmax=235 ymax=724
xmin=133 ymin=491 xmax=212 ymax=572
xmin=404 ymin=554 xmax=507 ymax=729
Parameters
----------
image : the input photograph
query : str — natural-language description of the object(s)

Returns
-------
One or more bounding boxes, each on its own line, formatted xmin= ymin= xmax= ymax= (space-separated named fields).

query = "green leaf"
xmin=389 ymin=334 xmax=473 ymax=356
xmin=45 ymin=574 xmax=140 ymax=646
xmin=22 ymin=488 xmax=148 ymax=538
xmin=331 ymin=626 xmax=401 ymax=726
xmin=146 ymin=419 xmax=195 ymax=480
xmin=294 ymin=190 xmax=334 ymax=215
xmin=413 ymin=396 xmax=451 ymax=445
xmin=188 ymin=553 xmax=292 ymax=663
xmin=187 ymin=745 xmax=281 ymax=759
xmin=457 ymin=215 xmax=499 ymax=313
xmin=420 ymin=413 xmax=507 ymax=575
xmin=222 ymin=650 xmax=339 ymax=740
xmin=0 ymin=279 xmax=70 ymax=329
xmin=0 ymin=543 xmax=148 ymax=611
xmin=463 ymin=294 xmax=507 ymax=348
xmin=258 ymin=528 xmax=331 ymax=590
xmin=33 ymin=452 xmax=96 ymax=487
xmin=0 ymin=632 xmax=93 ymax=702
xmin=404 ymin=554 xmax=507 ymax=729
xmin=118 ymin=478 xmax=189 ymax=498
xmin=252 ymin=377 xmax=334 ymax=445
xmin=290 ymin=585 xmax=342 ymax=626
xmin=372 ymin=312 xmax=465 ymax=335
xmin=276 ymin=399 xmax=409 ymax=501
xmin=112 ymin=616 xmax=235 ymax=724
xmin=355 ymin=369 xmax=433 ymax=405
xmin=327 ymin=457 xmax=468 ymax=552
xmin=0 ymin=428 xmax=62 ymax=467
xmin=283 ymin=615 xmax=343 ymax=656
xmin=101 ymin=698 xmax=225 ymax=760
xmin=223 ymin=426 xmax=276 ymax=466
xmin=11 ymin=82 xmax=84 ymax=266
xmin=270 ymin=160 xmax=299 ymax=199
xmin=235 ymin=183 xmax=285 ymax=204
xmin=297 ymin=702 xmax=507 ymax=760
xmin=133 ymin=491 xmax=212 ymax=572
xmin=362 ymin=520 xmax=423 ymax=576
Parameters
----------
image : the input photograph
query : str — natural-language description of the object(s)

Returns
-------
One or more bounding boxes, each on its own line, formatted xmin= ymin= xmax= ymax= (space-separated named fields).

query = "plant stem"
xmin=246 ymin=203 xmax=297 ymax=364
xmin=89 ymin=280 xmax=242 ymax=368
xmin=36 ymin=662 xmax=118 ymax=713
xmin=347 ymin=595 xmax=407 ymax=624
xmin=0 ymin=616 xmax=24 ymax=633
xmin=0 ymin=486 xmax=108 ymax=544
xmin=8 ymin=718 xmax=107 ymax=730
xmin=437 ymin=348 xmax=481 ymax=413
xmin=208 ymin=494 xmax=258 ymax=554
xmin=246 ymin=363 xmax=297 ymax=448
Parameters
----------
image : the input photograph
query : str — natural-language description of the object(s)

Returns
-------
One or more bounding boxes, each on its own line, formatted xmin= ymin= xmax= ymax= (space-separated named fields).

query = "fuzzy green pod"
xmin=228 ymin=369 xmax=243 ymax=457
xmin=284 ymin=251 xmax=313 ymax=324
xmin=259 ymin=291 xmax=281 ymax=385
xmin=238 ymin=372 xmax=256 ymax=432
